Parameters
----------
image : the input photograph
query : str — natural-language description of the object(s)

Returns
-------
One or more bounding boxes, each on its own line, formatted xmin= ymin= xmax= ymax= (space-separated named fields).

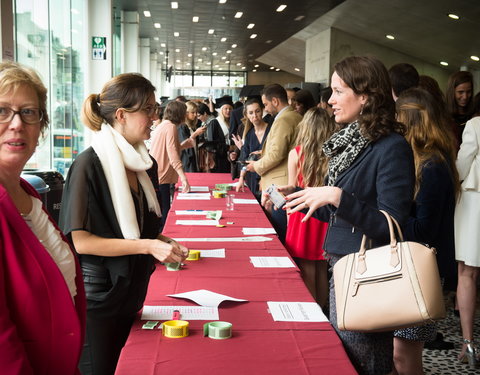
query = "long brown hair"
xmin=296 ymin=108 xmax=336 ymax=187
xmin=396 ymin=88 xmax=460 ymax=198
xmin=445 ymin=71 xmax=474 ymax=117
xmin=333 ymin=56 xmax=405 ymax=141
xmin=82 ymin=73 xmax=155 ymax=131
xmin=241 ymin=98 xmax=264 ymax=139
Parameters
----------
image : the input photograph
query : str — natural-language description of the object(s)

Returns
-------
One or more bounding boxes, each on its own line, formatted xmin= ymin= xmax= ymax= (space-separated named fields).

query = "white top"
xmin=457 ymin=116 xmax=480 ymax=191
xmin=22 ymin=196 xmax=77 ymax=299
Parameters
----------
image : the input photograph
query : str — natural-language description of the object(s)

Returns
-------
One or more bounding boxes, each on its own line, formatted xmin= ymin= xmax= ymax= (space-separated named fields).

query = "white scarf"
xmin=92 ymin=124 xmax=161 ymax=239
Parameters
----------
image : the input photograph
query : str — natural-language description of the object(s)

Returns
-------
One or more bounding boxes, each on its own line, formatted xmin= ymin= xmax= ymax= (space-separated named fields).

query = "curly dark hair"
xmin=333 ymin=56 xmax=405 ymax=141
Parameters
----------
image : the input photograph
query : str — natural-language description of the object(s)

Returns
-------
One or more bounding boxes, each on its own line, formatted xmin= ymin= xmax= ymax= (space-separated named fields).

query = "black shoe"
xmin=425 ymin=332 xmax=454 ymax=350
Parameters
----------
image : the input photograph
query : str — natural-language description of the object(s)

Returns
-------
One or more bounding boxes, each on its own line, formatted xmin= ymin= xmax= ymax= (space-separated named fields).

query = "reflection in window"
xmin=14 ymin=0 xmax=85 ymax=177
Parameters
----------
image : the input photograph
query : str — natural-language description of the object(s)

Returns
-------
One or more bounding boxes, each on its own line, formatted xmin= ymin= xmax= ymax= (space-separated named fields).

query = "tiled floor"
xmin=423 ymin=297 xmax=480 ymax=374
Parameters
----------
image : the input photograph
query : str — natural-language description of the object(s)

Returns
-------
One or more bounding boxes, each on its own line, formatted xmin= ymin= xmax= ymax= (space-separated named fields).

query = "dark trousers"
xmin=79 ymin=314 xmax=134 ymax=375
xmin=268 ymin=206 xmax=287 ymax=244
xmin=159 ymin=183 xmax=172 ymax=229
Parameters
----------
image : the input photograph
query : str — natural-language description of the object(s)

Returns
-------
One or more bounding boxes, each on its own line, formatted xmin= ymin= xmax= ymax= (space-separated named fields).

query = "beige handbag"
xmin=333 ymin=210 xmax=446 ymax=332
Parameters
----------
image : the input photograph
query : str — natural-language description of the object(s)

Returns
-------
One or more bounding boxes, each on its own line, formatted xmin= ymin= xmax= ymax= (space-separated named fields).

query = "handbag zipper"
xmin=352 ymin=274 xmax=403 ymax=296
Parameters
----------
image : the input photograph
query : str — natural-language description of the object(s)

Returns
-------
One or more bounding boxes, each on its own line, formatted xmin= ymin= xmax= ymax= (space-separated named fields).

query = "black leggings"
xmin=79 ymin=314 xmax=134 ymax=375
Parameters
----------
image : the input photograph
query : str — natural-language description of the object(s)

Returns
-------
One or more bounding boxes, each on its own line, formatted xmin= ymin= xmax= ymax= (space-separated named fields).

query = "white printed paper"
xmin=242 ymin=227 xmax=276 ymax=235
xmin=199 ymin=248 xmax=226 ymax=258
xmin=174 ymin=236 xmax=273 ymax=242
xmin=176 ymin=220 xmax=220 ymax=226
xmin=178 ymin=186 xmax=209 ymax=192
xmin=167 ymin=289 xmax=248 ymax=307
xmin=175 ymin=210 xmax=207 ymax=215
xmin=250 ymin=256 xmax=295 ymax=268
xmin=177 ymin=193 xmax=211 ymax=200
xmin=233 ymin=198 xmax=258 ymax=204
xmin=267 ymin=302 xmax=328 ymax=322
xmin=141 ymin=305 xmax=219 ymax=320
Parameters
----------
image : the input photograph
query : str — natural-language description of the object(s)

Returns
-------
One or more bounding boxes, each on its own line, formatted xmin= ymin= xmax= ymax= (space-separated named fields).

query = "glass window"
xmin=14 ymin=0 xmax=86 ymax=177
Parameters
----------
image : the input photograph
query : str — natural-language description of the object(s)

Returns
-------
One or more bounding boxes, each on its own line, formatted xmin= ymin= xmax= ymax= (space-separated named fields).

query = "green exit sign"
xmin=92 ymin=36 xmax=106 ymax=60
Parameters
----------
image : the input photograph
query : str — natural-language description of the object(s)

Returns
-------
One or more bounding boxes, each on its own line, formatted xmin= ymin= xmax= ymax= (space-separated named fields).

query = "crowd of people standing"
xmin=1 ymin=54 xmax=479 ymax=375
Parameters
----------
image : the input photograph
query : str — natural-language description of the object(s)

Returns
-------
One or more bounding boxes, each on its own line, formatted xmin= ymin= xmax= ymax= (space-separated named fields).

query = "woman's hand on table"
xmin=147 ymin=238 xmax=188 ymax=263
xmin=284 ymin=186 xmax=342 ymax=222
xmin=181 ymin=178 xmax=191 ymax=193
xmin=235 ymin=175 xmax=245 ymax=192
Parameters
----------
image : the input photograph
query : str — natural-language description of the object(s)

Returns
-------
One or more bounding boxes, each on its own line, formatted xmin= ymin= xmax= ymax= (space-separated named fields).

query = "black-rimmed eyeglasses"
xmin=0 ymin=107 xmax=43 ymax=124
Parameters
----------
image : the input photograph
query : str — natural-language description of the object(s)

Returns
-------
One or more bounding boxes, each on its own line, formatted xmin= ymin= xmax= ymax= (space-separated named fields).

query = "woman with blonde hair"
xmin=59 ymin=73 xmax=189 ymax=374
xmin=0 ymin=61 xmax=86 ymax=374
xmin=178 ymin=100 xmax=206 ymax=172
xmin=393 ymin=87 xmax=459 ymax=374
xmin=284 ymin=107 xmax=336 ymax=309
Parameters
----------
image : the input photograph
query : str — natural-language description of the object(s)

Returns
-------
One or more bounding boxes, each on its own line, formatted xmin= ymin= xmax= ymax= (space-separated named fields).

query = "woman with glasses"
xmin=59 ymin=73 xmax=189 ymax=375
xmin=0 ymin=61 xmax=86 ymax=374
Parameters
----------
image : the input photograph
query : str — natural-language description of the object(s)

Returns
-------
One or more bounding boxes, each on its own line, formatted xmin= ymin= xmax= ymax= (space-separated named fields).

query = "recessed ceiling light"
xmin=219 ymin=0 xmax=226 ymax=3
xmin=143 ymin=10 xmax=151 ymax=17
xmin=176 ymin=59 xmax=180 ymax=63
xmin=212 ymin=52 xmax=218 ymax=56
xmin=254 ymin=64 xmax=259 ymax=68
xmin=174 ymin=32 xmax=179 ymax=37
xmin=247 ymin=23 xmax=255 ymax=29
xmin=208 ymin=29 xmax=215 ymax=34
xmin=161 ymin=43 xmax=166 ymax=47
xmin=270 ymin=66 xmax=274 ymax=70
xmin=221 ymin=56 xmax=226 ymax=59
xmin=187 ymin=53 xmax=192 ymax=57
xmin=159 ymin=51 xmax=164 ymax=55
xmin=276 ymin=5 xmax=287 ymax=12
xmin=231 ymin=44 xmax=237 ymax=48
xmin=226 ymin=50 xmax=232 ymax=54
xmin=250 ymin=34 xmax=257 ymax=39
xmin=198 ymin=58 xmax=203 ymax=62
xmin=234 ymin=12 xmax=243 ymax=18
xmin=252 ymin=69 xmax=257 ymax=72
xmin=266 ymin=40 xmax=272 ymax=44
xmin=241 ymin=66 xmax=246 ymax=70
xmin=294 ymin=68 xmax=300 ymax=72
xmin=448 ymin=13 xmax=459 ymax=20
xmin=386 ymin=34 xmax=395 ymax=40
xmin=471 ymin=55 xmax=480 ymax=61
xmin=202 ymin=47 xmax=207 ymax=51
xmin=294 ymin=15 xmax=305 ymax=21
xmin=175 ymin=48 xmax=180 ymax=52
xmin=236 ymin=62 xmax=242 ymax=66
xmin=171 ymin=2 xmax=178 ymax=9
xmin=153 ymin=37 xmax=159 ymax=41
xmin=214 ymin=65 xmax=219 ymax=68
xmin=192 ymin=16 xmax=199 ymax=22
xmin=275 ymin=68 xmax=280 ymax=71
xmin=219 ymin=67 xmax=223 ymax=70
xmin=440 ymin=61 xmax=449 ymax=66
xmin=226 ymin=60 xmax=230 ymax=63
xmin=154 ymin=23 xmax=161 ymax=28
xmin=221 ymin=37 xmax=227 ymax=42
xmin=186 ymin=62 xmax=191 ymax=66
xmin=207 ymin=62 xmax=211 ymax=65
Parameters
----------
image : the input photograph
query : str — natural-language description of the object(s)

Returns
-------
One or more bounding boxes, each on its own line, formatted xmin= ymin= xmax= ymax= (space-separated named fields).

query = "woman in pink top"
xmin=150 ymin=101 xmax=191 ymax=225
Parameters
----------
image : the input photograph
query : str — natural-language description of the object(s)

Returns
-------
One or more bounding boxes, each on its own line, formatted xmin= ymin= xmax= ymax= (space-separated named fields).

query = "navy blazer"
xmin=312 ymin=132 xmax=415 ymax=256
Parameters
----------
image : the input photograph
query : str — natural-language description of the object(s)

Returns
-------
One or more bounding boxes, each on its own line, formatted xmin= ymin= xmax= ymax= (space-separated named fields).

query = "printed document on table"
xmin=174 ymin=236 xmax=273 ymax=242
xmin=233 ymin=198 xmax=258 ymax=204
xmin=178 ymin=186 xmax=209 ymax=192
xmin=177 ymin=193 xmax=211 ymax=200
xmin=141 ymin=305 xmax=219 ymax=320
xmin=167 ymin=289 xmax=248 ymax=307
xmin=267 ymin=302 xmax=329 ymax=322
xmin=242 ymin=227 xmax=277 ymax=235
xmin=250 ymin=256 xmax=296 ymax=268
xmin=199 ymin=248 xmax=226 ymax=258
xmin=176 ymin=220 xmax=220 ymax=226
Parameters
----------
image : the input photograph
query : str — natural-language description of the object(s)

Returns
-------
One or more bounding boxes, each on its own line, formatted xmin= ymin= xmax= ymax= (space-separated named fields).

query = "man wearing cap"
xmin=246 ymin=83 xmax=302 ymax=242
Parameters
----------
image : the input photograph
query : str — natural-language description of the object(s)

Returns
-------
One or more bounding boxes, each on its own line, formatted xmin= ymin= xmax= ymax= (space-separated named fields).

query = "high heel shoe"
xmin=458 ymin=339 xmax=479 ymax=368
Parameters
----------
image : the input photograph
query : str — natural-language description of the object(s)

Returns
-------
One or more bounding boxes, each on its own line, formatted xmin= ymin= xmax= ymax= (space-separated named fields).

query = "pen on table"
xmin=172 ymin=310 xmax=180 ymax=320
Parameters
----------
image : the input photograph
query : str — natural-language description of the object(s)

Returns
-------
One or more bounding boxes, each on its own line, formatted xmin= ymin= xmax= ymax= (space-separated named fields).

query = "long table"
xmin=115 ymin=173 xmax=356 ymax=374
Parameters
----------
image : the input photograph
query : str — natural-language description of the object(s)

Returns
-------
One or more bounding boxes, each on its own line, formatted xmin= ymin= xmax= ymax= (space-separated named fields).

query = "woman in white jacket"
xmin=455 ymin=92 xmax=480 ymax=368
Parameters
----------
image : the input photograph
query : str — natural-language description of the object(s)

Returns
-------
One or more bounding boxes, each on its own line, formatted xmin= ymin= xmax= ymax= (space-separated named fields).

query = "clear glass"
xmin=226 ymin=194 xmax=235 ymax=211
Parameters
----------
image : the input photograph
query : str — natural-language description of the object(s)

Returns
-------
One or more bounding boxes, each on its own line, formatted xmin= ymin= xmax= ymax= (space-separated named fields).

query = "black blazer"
xmin=312 ymin=132 xmax=415 ymax=256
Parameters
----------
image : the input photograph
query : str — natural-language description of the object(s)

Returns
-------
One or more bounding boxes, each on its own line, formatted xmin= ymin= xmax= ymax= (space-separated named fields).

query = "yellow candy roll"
xmin=162 ymin=320 xmax=189 ymax=338
xmin=186 ymin=250 xmax=201 ymax=260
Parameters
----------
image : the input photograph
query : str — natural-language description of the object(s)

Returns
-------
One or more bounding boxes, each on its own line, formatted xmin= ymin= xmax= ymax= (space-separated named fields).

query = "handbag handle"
xmin=356 ymin=210 xmax=403 ymax=274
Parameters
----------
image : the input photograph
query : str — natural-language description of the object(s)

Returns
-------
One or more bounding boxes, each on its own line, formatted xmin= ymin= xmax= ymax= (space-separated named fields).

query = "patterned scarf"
xmin=322 ymin=121 xmax=370 ymax=186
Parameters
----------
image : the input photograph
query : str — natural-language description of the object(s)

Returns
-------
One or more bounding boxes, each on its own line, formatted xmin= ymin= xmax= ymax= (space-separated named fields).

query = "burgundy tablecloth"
xmin=115 ymin=173 xmax=356 ymax=375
